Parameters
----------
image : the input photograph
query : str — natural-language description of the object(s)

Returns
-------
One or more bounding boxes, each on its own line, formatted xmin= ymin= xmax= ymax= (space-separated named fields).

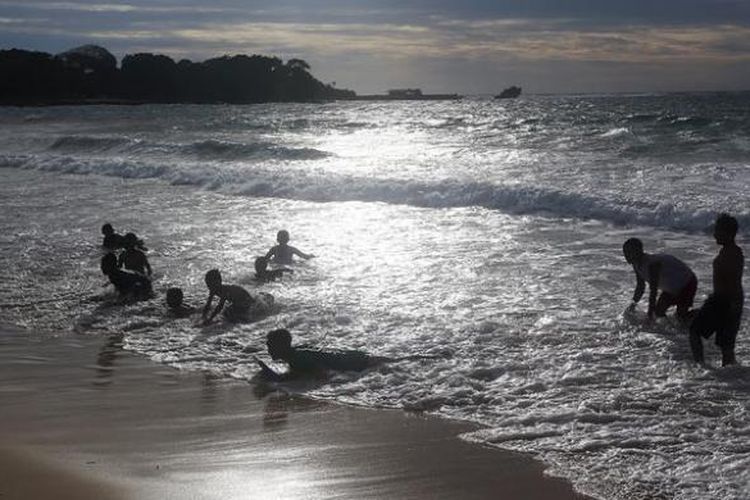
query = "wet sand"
xmin=0 ymin=326 xmax=592 ymax=500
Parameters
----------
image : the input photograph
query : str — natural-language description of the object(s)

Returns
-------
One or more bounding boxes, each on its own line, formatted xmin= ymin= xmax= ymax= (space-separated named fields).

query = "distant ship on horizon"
xmin=340 ymin=88 xmax=462 ymax=101
xmin=495 ymin=86 xmax=522 ymax=99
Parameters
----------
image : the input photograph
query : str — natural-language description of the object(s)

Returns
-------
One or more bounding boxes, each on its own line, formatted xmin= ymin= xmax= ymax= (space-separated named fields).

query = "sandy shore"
xmin=0 ymin=326 xmax=591 ymax=500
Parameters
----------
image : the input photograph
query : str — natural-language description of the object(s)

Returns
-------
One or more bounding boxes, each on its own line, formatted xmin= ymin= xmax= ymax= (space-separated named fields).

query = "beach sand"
xmin=0 ymin=326 xmax=591 ymax=500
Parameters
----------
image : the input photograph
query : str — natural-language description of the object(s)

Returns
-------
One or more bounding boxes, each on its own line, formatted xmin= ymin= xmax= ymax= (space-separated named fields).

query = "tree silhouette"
xmin=0 ymin=45 xmax=355 ymax=104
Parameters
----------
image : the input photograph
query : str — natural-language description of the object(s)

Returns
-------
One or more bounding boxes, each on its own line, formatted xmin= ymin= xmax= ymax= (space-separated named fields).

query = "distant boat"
xmin=338 ymin=88 xmax=462 ymax=101
xmin=495 ymin=86 xmax=522 ymax=99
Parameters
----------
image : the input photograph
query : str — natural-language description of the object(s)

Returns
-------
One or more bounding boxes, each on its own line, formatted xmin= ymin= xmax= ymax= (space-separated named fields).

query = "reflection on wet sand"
xmin=0 ymin=328 xmax=587 ymax=500
xmin=94 ymin=333 xmax=123 ymax=385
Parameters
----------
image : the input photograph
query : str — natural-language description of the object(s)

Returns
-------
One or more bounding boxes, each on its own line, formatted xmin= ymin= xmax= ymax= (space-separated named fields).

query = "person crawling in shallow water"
xmin=254 ymin=256 xmax=293 ymax=283
xmin=166 ymin=287 xmax=197 ymax=318
xmin=100 ymin=253 xmax=152 ymax=299
xmin=118 ymin=233 xmax=152 ymax=277
xmin=265 ymin=230 xmax=314 ymax=265
xmin=201 ymin=269 xmax=255 ymax=324
xmin=256 ymin=328 xmax=384 ymax=381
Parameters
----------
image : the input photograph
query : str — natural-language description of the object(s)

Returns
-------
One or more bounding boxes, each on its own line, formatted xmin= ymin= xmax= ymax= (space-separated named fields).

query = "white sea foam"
xmin=600 ymin=127 xmax=631 ymax=138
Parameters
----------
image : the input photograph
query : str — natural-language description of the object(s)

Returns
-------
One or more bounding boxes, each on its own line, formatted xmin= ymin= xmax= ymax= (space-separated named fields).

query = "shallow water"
xmin=1 ymin=95 xmax=749 ymax=500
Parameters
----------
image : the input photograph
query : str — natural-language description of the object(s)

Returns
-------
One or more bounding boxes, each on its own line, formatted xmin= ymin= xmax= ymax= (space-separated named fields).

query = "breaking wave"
xmin=2 ymin=153 xmax=742 ymax=233
xmin=46 ymin=135 xmax=331 ymax=162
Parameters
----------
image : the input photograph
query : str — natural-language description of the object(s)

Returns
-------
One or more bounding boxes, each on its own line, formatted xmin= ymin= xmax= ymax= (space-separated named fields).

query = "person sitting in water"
xmin=256 ymin=328 xmax=385 ymax=381
xmin=265 ymin=230 xmax=314 ymax=265
xmin=101 ymin=223 xmax=124 ymax=251
xmin=201 ymin=269 xmax=255 ymax=324
xmin=118 ymin=233 xmax=152 ymax=276
xmin=100 ymin=253 xmax=152 ymax=299
xmin=690 ymin=213 xmax=744 ymax=366
xmin=166 ymin=287 xmax=196 ymax=318
xmin=254 ymin=256 xmax=293 ymax=283
xmin=623 ymin=238 xmax=697 ymax=320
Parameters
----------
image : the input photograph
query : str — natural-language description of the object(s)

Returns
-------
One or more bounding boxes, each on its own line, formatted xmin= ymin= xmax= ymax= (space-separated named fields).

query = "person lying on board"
xmin=265 ymin=230 xmax=314 ymax=265
xmin=255 ymin=328 xmax=382 ymax=381
xmin=255 ymin=328 xmax=439 ymax=381
xmin=623 ymin=237 xmax=697 ymax=321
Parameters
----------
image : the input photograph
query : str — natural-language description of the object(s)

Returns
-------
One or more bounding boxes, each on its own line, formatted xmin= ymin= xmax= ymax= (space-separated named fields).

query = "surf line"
xmin=0 ymin=291 xmax=90 ymax=309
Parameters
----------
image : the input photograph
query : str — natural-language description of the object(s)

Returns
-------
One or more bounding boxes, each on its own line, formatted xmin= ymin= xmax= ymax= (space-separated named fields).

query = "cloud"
xmin=67 ymin=18 xmax=750 ymax=64
xmin=0 ymin=1 xmax=228 ymax=14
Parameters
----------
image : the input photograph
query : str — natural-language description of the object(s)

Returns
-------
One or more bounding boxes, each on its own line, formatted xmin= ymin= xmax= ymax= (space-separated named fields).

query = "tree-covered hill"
xmin=0 ymin=45 xmax=355 ymax=104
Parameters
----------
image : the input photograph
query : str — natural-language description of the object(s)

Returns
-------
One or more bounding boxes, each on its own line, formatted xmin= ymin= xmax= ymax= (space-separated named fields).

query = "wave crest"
xmin=3 ymin=154 xmax=743 ymax=233
xmin=46 ymin=135 xmax=330 ymax=162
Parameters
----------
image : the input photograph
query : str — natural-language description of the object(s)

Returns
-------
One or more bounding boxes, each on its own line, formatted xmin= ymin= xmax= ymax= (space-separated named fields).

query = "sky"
xmin=1 ymin=0 xmax=749 ymax=94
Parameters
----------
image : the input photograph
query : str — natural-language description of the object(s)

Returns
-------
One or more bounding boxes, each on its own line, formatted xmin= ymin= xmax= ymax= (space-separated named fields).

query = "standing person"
xmin=623 ymin=238 xmax=698 ymax=320
xmin=265 ymin=230 xmax=314 ymax=265
xmin=690 ymin=214 xmax=744 ymax=366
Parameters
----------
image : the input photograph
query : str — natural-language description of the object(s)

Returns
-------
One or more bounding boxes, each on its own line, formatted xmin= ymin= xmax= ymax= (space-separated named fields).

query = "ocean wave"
xmin=620 ymin=113 xmax=716 ymax=130
xmin=45 ymin=135 xmax=331 ymax=162
xmin=187 ymin=139 xmax=331 ymax=161
xmin=600 ymin=127 xmax=631 ymax=138
xmin=624 ymin=113 xmax=660 ymax=123
xmin=3 ymin=153 xmax=744 ymax=233
xmin=658 ymin=114 xmax=713 ymax=128
xmin=49 ymin=135 xmax=133 ymax=153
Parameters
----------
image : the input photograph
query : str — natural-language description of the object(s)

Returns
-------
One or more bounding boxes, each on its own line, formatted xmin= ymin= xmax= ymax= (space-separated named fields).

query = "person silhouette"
xmin=201 ymin=269 xmax=254 ymax=324
xmin=623 ymin=238 xmax=697 ymax=320
xmin=101 ymin=223 xmax=124 ymax=250
xmin=166 ymin=287 xmax=196 ymax=318
xmin=118 ymin=233 xmax=152 ymax=276
xmin=255 ymin=328 xmax=384 ymax=381
xmin=100 ymin=253 xmax=152 ymax=299
xmin=690 ymin=214 xmax=744 ymax=366
xmin=265 ymin=230 xmax=314 ymax=265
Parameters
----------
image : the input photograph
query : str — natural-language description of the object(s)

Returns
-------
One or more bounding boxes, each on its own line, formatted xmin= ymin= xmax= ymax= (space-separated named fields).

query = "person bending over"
xmin=690 ymin=214 xmax=744 ymax=366
xmin=118 ymin=233 xmax=152 ymax=276
xmin=623 ymin=238 xmax=697 ymax=320
xmin=265 ymin=230 xmax=314 ymax=265
xmin=201 ymin=269 xmax=254 ymax=324
xmin=100 ymin=253 xmax=152 ymax=299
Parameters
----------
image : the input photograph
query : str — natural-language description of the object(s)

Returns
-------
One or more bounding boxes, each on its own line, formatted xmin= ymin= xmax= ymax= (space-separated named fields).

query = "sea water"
xmin=1 ymin=93 xmax=749 ymax=500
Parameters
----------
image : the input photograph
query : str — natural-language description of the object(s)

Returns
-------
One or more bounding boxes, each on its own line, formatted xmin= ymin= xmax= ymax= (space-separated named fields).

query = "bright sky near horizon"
xmin=1 ymin=0 xmax=749 ymax=94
